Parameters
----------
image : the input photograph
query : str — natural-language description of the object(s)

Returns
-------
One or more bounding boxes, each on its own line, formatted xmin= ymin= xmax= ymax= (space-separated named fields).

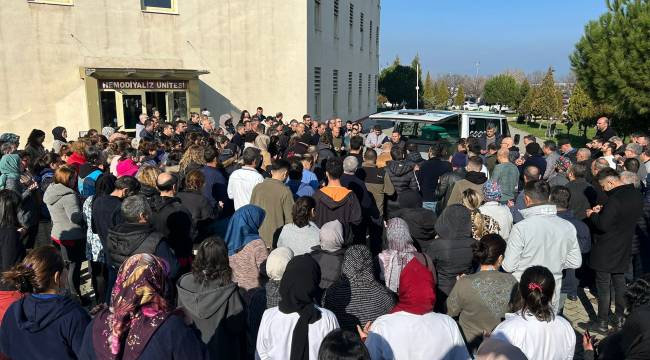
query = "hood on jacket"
xmin=108 ymin=223 xmax=158 ymax=256
xmin=14 ymin=295 xmax=79 ymax=332
xmin=465 ymin=171 xmax=488 ymax=185
xmin=317 ymin=186 xmax=353 ymax=210
xmin=177 ymin=274 xmax=241 ymax=319
xmin=151 ymin=196 xmax=182 ymax=212
xmin=520 ymin=204 xmax=557 ymax=219
xmin=435 ymin=204 xmax=472 ymax=240
xmin=43 ymin=183 xmax=75 ymax=207
xmin=386 ymin=160 xmax=415 ymax=177
xmin=393 ymin=208 xmax=437 ymax=242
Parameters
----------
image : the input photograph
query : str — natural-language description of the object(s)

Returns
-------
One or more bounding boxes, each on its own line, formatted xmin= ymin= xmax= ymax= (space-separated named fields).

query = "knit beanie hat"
xmin=482 ymin=180 xmax=502 ymax=202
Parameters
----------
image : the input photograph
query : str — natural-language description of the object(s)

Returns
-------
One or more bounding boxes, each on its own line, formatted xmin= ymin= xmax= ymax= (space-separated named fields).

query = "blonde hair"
xmin=255 ymin=134 xmax=270 ymax=151
xmin=462 ymin=188 xmax=485 ymax=238
xmin=179 ymin=145 xmax=206 ymax=173
xmin=136 ymin=165 xmax=162 ymax=188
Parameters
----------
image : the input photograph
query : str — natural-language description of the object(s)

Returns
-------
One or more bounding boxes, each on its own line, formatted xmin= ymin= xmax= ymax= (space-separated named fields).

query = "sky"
xmin=379 ymin=0 xmax=609 ymax=78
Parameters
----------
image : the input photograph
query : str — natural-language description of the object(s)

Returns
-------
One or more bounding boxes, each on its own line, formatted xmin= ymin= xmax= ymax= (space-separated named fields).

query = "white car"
xmin=478 ymin=105 xmax=491 ymax=112
xmin=463 ymin=102 xmax=478 ymax=111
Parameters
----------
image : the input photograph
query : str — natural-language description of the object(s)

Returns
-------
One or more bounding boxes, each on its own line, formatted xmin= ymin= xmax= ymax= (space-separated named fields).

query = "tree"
xmin=432 ymin=80 xmax=450 ymax=109
xmin=571 ymin=0 xmax=650 ymax=134
xmin=379 ymin=64 xmax=418 ymax=108
xmin=483 ymin=74 xmax=519 ymax=113
xmin=423 ymin=72 xmax=435 ymax=109
xmin=531 ymin=67 xmax=563 ymax=121
xmin=454 ymin=86 xmax=465 ymax=107
xmin=567 ymin=84 xmax=596 ymax=138
xmin=392 ymin=55 xmax=401 ymax=66
xmin=517 ymin=79 xmax=531 ymax=111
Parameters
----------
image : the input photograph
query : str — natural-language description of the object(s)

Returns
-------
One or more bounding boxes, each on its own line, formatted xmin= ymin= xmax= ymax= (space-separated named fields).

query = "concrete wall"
xmin=0 ymin=0 xmax=308 ymax=147
xmin=307 ymin=0 xmax=380 ymax=122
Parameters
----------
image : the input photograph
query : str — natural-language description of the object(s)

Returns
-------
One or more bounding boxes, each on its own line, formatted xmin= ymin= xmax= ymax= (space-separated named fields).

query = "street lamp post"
xmin=416 ymin=63 xmax=420 ymax=109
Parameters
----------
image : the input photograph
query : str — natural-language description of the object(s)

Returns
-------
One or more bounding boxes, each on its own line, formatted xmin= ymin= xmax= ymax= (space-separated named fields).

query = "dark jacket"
xmin=0 ymin=294 xmax=90 ymax=360
xmin=140 ymin=184 xmax=161 ymax=210
xmin=151 ymin=196 xmax=193 ymax=259
xmin=384 ymin=160 xmax=419 ymax=194
xmin=566 ymin=178 xmax=598 ymax=220
xmin=478 ymin=134 xmax=502 ymax=151
xmin=435 ymin=168 xmax=465 ymax=213
xmin=177 ymin=275 xmax=246 ymax=360
xmin=310 ymin=246 xmax=346 ymax=289
xmin=594 ymin=126 xmax=616 ymax=142
xmin=91 ymin=194 xmax=122 ymax=247
xmin=0 ymin=228 xmax=24 ymax=273
xmin=590 ymin=184 xmax=643 ymax=273
xmin=392 ymin=208 xmax=437 ymax=251
xmin=312 ymin=187 xmax=362 ymax=236
xmin=426 ymin=205 xmax=474 ymax=297
xmin=417 ymin=158 xmax=452 ymax=202
xmin=520 ymin=154 xmax=547 ymax=177
xmin=79 ymin=313 xmax=209 ymax=360
xmin=106 ymin=222 xmax=179 ymax=279
xmin=557 ymin=210 xmax=591 ymax=253
xmin=177 ymin=190 xmax=217 ymax=243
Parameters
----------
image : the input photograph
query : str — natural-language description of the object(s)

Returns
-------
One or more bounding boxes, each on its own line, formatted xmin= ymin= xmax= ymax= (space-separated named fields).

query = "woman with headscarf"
xmin=426 ymin=204 xmax=475 ymax=311
xmin=324 ymin=245 xmax=395 ymax=330
xmin=378 ymin=217 xmax=435 ymax=293
xmin=80 ymin=253 xmax=208 ymax=359
xmin=255 ymin=134 xmax=272 ymax=171
xmin=177 ymin=237 xmax=246 ymax=360
xmin=0 ymin=154 xmax=28 ymax=196
xmin=361 ymin=256 xmax=470 ymax=360
xmin=51 ymin=126 xmax=67 ymax=154
xmin=224 ymin=204 xmax=269 ymax=292
xmin=256 ymin=255 xmax=339 ymax=360
xmin=265 ymin=247 xmax=294 ymax=309
xmin=310 ymin=220 xmax=346 ymax=289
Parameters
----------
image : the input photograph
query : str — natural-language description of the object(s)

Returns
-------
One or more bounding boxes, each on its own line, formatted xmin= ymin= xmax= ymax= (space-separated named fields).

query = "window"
xmin=314 ymin=67 xmax=322 ymax=118
xmin=368 ymin=74 xmax=372 ymax=110
xmin=358 ymin=72 xmax=363 ymax=113
xmin=395 ymin=116 xmax=461 ymax=143
xmin=349 ymin=4 xmax=354 ymax=47
xmin=348 ymin=72 xmax=353 ymax=114
xmin=27 ymin=0 xmax=73 ymax=5
xmin=360 ymin=12 xmax=365 ymax=51
xmin=333 ymin=70 xmax=339 ymax=115
xmin=369 ymin=21 xmax=373 ymax=53
xmin=376 ymin=26 xmax=380 ymax=54
xmin=314 ymin=0 xmax=322 ymax=31
xmin=141 ymin=0 xmax=178 ymax=14
xmin=469 ymin=117 xmax=500 ymax=138
xmin=333 ymin=0 xmax=339 ymax=39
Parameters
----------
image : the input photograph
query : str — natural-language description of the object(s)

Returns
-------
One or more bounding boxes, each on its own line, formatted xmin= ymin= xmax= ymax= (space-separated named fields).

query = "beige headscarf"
xmin=266 ymin=247 xmax=295 ymax=281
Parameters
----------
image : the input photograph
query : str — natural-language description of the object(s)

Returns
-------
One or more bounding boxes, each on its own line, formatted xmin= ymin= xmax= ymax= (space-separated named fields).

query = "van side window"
xmin=469 ymin=117 xmax=499 ymax=137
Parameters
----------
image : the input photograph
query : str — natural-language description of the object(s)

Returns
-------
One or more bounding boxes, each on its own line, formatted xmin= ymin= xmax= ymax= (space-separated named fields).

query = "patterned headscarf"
xmin=92 ymin=254 xmax=172 ymax=360
xmin=482 ymin=180 xmax=502 ymax=202
xmin=555 ymin=156 xmax=572 ymax=173
xmin=379 ymin=217 xmax=417 ymax=292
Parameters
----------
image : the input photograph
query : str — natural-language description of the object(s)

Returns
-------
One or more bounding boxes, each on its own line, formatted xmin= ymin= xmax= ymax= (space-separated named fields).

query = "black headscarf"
xmin=435 ymin=204 xmax=472 ymax=240
xmin=278 ymin=255 xmax=322 ymax=360
xmin=398 ymin=189 xmax=423 ymax=208
xmin=52 ymin=126 xmax=67 ymax=142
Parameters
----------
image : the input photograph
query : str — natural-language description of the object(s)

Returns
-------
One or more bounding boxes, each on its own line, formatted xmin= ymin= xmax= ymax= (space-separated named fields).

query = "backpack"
xmin=78 ymin=169 xmax=103 ymax=197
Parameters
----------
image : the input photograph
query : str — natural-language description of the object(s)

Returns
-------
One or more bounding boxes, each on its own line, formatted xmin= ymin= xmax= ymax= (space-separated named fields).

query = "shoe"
xmin=584 ymin=320 xmax=608 ymax=334
xmin=567 ymin=295 xmax=577 ymax=301
xmin=611 ymin=316 xmax=625 ymax=330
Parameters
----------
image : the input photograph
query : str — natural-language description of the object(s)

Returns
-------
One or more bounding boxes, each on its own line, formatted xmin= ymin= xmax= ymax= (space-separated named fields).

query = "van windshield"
xmin=396 ymin=116 xmax=460 ymax=142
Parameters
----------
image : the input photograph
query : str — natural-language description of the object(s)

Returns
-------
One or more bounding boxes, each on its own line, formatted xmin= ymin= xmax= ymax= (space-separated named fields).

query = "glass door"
xmin=122 ymin=92 xmax=145 ymax=131
xmin=145 ymin=91 xmax=168 ymax=121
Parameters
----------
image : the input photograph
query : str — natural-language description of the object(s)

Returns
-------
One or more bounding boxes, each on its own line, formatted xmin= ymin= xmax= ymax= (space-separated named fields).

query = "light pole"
xmin=416 ymin=63 xmax=420 ymax=109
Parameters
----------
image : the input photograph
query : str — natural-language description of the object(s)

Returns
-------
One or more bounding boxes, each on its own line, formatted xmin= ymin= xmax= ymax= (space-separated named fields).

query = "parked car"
xmin=463 ymin=101 xmax=479 ymax=111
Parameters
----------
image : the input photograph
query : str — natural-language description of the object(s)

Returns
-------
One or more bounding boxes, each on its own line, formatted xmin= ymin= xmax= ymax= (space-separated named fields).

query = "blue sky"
xmin=379 ymin=0 xmax=608 ymax=78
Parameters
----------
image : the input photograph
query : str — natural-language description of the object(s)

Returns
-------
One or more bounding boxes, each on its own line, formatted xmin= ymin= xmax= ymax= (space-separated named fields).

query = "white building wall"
xmin=307 ymin=0 xmax=381 ymax=122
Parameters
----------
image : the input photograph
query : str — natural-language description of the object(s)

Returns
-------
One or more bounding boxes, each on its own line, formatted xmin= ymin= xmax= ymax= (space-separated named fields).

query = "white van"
xmin=364 ymin=109 xmax=510 ymax=154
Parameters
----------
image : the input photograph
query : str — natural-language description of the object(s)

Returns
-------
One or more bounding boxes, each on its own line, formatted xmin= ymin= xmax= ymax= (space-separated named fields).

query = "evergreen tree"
xmin=433 ymin=80 xmax=450 ymax=110
xmin=393 ymin=55 xmax=401 ymax=66
xmin=423 ymin=72 xmax=435 ymax=109
xmin=517 ymin=79 xmax=531 ymax=110
xmin=531 ymin=67 xmax=562 ymax=120
xmin=454 ymin=86 xmax=465 ymax=107
xmin=571 ymin=0 xmax=650 ymax=132
xmin=567 ymin=84 xmax=596 ymax=138
xmin=379 ymin=64 xmax=418 ymax=108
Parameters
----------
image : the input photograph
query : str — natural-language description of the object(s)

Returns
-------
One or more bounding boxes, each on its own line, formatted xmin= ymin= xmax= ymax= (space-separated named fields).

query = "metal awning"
xmin=82 ymin=67 xmax=209 ymax=80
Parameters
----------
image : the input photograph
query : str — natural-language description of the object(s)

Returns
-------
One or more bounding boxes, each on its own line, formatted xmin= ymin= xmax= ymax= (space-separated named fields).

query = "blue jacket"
xmin=0 ymin=294 xmax=90 ymax=360
xmin=556 ymin=210 xmax=591 ymax=253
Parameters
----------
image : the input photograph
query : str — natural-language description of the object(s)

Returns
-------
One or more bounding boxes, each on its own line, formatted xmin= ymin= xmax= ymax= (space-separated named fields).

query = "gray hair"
xmin=626 ymin=143 xmax=643 ymax=156
xmin=609 ymin=136 xmax=622 ymax=143
xmin=121 ymin=195 xmax=152 ymax=223
xmin=620 ymin=171 xmax=641 ymax=189
xmin=203 ymin=117 xmax=216 ymax=129
xmin=343 ymin=156 xmax=359 ymax=174
xmin=577 ymin=148 xmax=591 ymax=160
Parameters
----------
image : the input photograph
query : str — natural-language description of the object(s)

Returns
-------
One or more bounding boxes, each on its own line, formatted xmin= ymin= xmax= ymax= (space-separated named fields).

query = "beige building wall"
xmin=0 ymin=0 xmax=377 ymax=147
xmin=308 ymin=0 xmax=380 ymax=122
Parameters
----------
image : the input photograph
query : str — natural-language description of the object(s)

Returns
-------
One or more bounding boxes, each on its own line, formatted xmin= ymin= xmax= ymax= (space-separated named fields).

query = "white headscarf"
xmin=266 ymin=247 xmax=294 ymax=281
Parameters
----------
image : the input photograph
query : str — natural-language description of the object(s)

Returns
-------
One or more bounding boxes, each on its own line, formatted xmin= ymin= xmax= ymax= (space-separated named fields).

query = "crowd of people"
xmin=0 ymin=109 xmax=647 ymax=359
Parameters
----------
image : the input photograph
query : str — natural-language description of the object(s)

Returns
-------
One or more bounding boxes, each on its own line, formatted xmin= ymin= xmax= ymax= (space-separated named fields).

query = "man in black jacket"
xmin=587 ymin=168 xmax=643 ymax=333
xmin=384 ymin=147 xmax=419 ymax=217
xmin=417 ymin=143 xmax=452 ymax=211
xmin=107 ymin=195 xmax=178 ymax=296
xmin=151 ymin=172 xmax=193 ymax=273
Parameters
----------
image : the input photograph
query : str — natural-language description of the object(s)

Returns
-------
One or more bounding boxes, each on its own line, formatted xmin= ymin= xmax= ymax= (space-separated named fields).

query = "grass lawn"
xmin=507 ymin=117 xmax=596 ymax=148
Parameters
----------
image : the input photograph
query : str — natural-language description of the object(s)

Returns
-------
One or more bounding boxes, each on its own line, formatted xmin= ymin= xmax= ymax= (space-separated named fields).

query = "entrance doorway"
xmin=99 ymin=89 xmax=188 ymax=133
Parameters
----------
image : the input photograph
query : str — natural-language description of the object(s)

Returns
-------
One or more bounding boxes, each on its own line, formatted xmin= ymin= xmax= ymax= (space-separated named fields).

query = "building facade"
xmin=0 ymin=0 xmax=379 ymax=144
